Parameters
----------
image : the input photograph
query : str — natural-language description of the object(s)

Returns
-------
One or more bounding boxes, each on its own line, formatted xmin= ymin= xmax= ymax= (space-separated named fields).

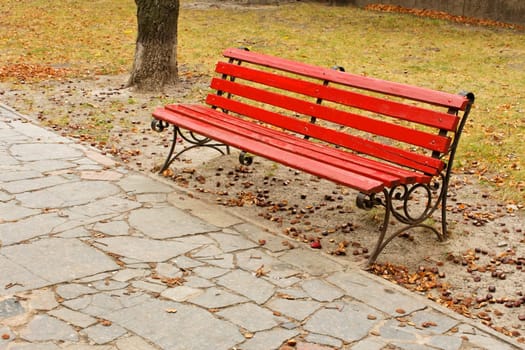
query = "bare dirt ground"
xmin=1 ymin=74 xmax=524 ymax=343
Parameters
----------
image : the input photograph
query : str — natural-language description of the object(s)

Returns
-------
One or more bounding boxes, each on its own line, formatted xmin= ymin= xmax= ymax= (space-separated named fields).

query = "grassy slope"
xmin=1 ymin=0 xmax=524 ymax=202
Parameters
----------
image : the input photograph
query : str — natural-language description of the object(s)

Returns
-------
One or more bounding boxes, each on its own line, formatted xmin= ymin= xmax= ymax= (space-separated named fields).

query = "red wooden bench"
xmin=151 ymin=48 xmax=475 ymax=264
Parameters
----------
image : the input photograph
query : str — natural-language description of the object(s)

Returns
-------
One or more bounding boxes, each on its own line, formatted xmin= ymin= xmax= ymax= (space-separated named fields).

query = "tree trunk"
xmin=127 ymin=0 xmax=179 ymax=92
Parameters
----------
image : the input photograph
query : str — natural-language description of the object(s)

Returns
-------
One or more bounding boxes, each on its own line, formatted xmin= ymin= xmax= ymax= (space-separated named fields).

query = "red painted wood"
xmin=179 ymin=104 xmax=432 ymax=184
xmin=150 ymin=49 xmax=472 ymax=195
xmin=173 ymin=106 xmax=403 ymax=187
xmin=215 ymin=62 xmax=459 ymax=131
xmin=209 ymin=78 xmax=452 ymax=153
xmin=153 ymin=106 xmax=385 ymax=193
xmin=176 ymin=104 xmax=433 ymax=184
xmin=223 ymin=48 xmax=469 ymax=110
xmin=203 ymin=95 xmax=444 ymax=175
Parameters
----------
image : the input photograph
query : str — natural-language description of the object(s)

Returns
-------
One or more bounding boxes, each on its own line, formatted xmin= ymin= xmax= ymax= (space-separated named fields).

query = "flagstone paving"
xmin=1 ymin=102 xmax=522 ymax=349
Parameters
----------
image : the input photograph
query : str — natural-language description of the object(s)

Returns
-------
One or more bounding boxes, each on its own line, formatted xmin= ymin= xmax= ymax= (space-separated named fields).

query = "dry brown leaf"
xmin=255 ymin=265 xmax=268 ymax=278
xmin=277 ymin=292 xmax=295 ymax=300
xmin=422 ymin=321 xmax=437 ymax=328
xmin=99 ymin=319 xmax=112 ymax=327
xmin=364 ymin=4 xmax=524 ymax=30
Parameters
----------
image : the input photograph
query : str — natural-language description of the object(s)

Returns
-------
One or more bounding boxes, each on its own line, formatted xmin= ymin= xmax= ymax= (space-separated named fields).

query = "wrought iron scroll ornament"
xmin=361 ymin=92 xmax=475 ymax=264
xmin=358 ymin=172 xmax=448 ymax=264
xmin=151 ymin=51 xmax=247 ymax=174
xmin=151 ymin=120 xmax=230 ymax=173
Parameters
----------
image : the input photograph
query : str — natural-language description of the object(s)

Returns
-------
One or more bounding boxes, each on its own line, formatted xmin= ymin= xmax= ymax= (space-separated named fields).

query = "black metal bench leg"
xmin=368 ymin=189 xmax=392 ymax=264
xmin=158 ymin=124 xmax=181 ymax=173
xmin=440 ymin=179 xmax=450 ymax=240
xmin=151 ymin=119 xmax=231 ymax=174
xmin=366 ymin=182 xmax=448 ymax=265
xmin=367 ymin=219 xmax=445 ymax=265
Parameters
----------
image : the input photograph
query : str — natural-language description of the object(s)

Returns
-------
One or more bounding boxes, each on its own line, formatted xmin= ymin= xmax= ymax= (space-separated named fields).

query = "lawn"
xmin=1 ymin=0 xmax=524 ymax=203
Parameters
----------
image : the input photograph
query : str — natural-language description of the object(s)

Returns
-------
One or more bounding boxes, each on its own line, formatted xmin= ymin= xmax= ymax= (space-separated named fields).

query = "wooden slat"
xmin=172 ymin=105 xmax=406 ymax=187
xmin=210 ymin=78 xmax=452 ymax=153
xmin=215 ymin=62 xmax=459 ymax=131
xmin=205 ymin=95 xmax=445 ymax=175
xmin=176 ymin=104 xmax=432 ymax=185
xmin=223 ymin=48 xmax=469 ymax=110
xmin=153 ymin=106 xmax=385 ymax=194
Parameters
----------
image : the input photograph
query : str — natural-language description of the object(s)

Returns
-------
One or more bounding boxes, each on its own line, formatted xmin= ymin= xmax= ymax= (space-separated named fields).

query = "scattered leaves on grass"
xmin=365 ymin=4 xmax=524 ymax=30
xmin=0 ymin=63 xmax=72 ymax=82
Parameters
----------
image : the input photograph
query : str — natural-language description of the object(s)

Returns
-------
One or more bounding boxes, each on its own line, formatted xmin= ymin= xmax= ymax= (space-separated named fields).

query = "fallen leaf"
xmin=332 ymin=241 xmax=347 ymax=255
xmin=255 ymin=265 xmax=268 ymax=278
xmin=99 ymin=319 xmax=112 ymax=327
xmin=286 ymin=338 xmax=297 ymax=346
xmin=277 ymin=292 xmax=295 ymax=300
xmin=364 ymin=4 xmax=524 ymax=30
xmin=162 ymin=168 xmax=174 ymax=177
xmin=0 ymin=63 xmax=72 ymax=81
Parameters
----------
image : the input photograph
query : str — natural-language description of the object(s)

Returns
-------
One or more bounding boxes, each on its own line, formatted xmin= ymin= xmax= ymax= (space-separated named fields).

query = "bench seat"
xmin=154 ymin=103 xmax=432 ymax=194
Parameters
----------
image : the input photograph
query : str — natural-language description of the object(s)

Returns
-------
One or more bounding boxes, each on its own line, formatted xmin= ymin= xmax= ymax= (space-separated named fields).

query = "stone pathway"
xmin=0 ymin=103 xmax=521 ymax=350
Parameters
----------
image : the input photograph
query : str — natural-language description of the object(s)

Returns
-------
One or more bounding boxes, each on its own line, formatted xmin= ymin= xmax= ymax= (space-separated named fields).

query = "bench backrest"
xmin=206 ymin=48 xmax=474 ymax=176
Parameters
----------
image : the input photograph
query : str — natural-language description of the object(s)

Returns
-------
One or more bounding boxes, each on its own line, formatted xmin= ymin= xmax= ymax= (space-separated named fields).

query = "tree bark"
xmin=127 ymin=0 xmax=179 ymax=92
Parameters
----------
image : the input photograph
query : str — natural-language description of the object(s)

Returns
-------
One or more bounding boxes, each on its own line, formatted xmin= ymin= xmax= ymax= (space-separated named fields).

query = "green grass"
xmin=0 ymin=0 xmax=136 ymax=74
xmin=1 ymin=0 xmax=524 ymax=203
